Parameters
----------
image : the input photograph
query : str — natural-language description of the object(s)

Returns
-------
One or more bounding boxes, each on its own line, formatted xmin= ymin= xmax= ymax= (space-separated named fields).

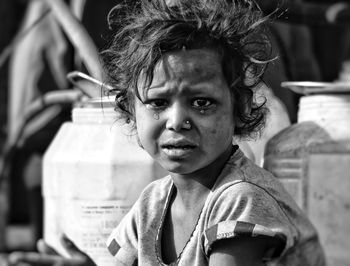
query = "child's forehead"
xmin=135 ymin=49 xmax=234 ymax=100
xmin=151 ymin=49 xmax=224 ymax=84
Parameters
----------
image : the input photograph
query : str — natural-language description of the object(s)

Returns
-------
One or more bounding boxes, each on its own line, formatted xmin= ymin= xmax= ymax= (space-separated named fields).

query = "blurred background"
xmin=1 ymin=0 xmax=350 ymax=265
xmin=0 ymin=0 xmax=119 ymax=252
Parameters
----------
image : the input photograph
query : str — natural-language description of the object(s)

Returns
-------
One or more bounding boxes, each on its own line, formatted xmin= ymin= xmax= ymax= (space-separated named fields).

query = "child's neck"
xmin=171 ymin=178 xmax=210 ymax=211
xmin=170 ymin=145 xmax=233 ymax=209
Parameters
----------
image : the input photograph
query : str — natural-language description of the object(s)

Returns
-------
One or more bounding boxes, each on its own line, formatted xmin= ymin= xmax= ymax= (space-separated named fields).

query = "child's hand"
xmin=8 ymin=235 xmax=96 ymax=266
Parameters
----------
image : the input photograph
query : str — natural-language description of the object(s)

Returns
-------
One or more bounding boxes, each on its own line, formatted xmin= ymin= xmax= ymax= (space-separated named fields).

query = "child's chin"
xmin=161 ymin=162 xmax=196 ymax=175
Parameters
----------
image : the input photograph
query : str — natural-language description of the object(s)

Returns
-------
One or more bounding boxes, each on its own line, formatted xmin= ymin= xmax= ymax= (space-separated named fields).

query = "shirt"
xmin=106 ymin=148 xmax=326 ymax=265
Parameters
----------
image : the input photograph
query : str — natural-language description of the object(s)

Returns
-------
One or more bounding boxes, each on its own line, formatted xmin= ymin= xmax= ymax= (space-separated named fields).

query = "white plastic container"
xmin=264 ymin=92 xmax=350 ymax=266
xmin=43 ymin=97 xmax=166 ymax=266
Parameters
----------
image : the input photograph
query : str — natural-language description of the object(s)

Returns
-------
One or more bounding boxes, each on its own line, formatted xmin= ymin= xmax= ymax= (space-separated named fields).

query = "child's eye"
xmin=192 ymin=98 xmax=213 ymax=109
xmin=145 ymin=99 xmax=169 ymax=109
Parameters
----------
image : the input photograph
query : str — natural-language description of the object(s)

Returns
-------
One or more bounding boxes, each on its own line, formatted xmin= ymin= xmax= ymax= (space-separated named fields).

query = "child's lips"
xmin=161 ymin=145 xmax=196 ymax=158
xmin=160 ymin=141 xmax=197 ymax=158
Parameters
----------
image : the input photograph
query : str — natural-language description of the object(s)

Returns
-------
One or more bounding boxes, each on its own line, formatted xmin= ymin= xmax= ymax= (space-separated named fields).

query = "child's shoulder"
xmin=208 ymin=148 xmax=308 ymax=234
xmin=203 ymin=154 xmax=325 ymax=265
xmin=218 ymin=148 xmax=296 ymax=207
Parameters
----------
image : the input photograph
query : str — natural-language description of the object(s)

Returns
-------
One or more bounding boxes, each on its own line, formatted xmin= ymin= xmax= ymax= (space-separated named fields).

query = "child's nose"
xmin=165 ymin=102 xmax=190 ymax=131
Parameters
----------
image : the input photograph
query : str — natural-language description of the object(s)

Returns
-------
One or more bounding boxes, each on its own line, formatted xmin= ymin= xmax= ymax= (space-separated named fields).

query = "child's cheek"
xmin=206 ymin=114 xmax=235 ymax=141
xmin=210 ymin=128 xmax=217 ymax=134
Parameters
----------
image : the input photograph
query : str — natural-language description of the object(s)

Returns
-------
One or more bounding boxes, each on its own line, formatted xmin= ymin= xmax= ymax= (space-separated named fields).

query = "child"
xmin=9 ymin=0 xmax=326 ymax=265
xmin=102 ymin=0 xmax=325 ymax=265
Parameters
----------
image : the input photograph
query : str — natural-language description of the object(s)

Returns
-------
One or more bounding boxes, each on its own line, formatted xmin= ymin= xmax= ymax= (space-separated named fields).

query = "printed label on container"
xmin=45 ymin=198 xmax=132 ymax=266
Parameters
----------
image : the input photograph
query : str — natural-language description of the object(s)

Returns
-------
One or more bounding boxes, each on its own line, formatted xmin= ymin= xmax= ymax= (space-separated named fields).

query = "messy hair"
xmin=102 ymin=0 xmax=273 ymax=139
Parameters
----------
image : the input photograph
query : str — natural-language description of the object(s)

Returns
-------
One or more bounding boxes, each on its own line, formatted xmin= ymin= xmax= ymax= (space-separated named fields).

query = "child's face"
xmin=135 ymin=48 xmax=235 ymax=174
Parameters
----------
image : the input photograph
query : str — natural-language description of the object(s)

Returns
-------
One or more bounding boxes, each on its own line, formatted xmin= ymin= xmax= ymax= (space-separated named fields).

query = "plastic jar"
xmin=264 ymin=91 xmax=350 ymax=266
xmin=43 ymin=97 xmax=167 ymax=266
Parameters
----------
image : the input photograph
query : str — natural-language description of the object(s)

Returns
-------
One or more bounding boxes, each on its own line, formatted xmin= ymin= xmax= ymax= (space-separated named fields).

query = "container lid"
xmin=281 ymin=81 xmax=350 ymax=95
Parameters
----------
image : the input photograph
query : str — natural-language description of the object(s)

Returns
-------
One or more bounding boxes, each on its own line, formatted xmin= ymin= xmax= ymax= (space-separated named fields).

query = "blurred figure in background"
xmin=6 ymin=0 xmax=77 ymax=250
xmin=0 ymin=0 xmax=27 ymax=252
xmin=3 ymin=0 xmax=117 ymax=251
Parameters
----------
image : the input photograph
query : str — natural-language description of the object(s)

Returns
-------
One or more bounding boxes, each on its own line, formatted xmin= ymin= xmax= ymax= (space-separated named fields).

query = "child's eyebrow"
xmin=145 ymin=83 xmax=220 ymax=99
xmin=182 ymin=84 xmax=218 ymax=94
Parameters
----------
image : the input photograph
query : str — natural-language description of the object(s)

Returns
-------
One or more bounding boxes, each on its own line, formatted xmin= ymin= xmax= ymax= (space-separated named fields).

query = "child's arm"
xmin=209 ymin=233 xmax=284 ymax=265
